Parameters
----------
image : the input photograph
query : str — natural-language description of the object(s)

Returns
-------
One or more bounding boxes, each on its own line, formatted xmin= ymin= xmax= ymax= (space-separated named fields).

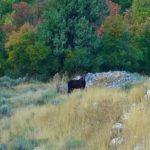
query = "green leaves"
xmin=0 ymin=0 xmax=150 ymax=77
xmin=64 ymin=49 xmax=91 ymax=74
xmin=100 ymin=15 xmax=143 ymax=71
xmin=6 ymin=23 xmax=50 ymax=76
xmin=132 ymin=0 xmax=150 ymax=22
xmin=38 ymin=0 xmax=108 ymax=74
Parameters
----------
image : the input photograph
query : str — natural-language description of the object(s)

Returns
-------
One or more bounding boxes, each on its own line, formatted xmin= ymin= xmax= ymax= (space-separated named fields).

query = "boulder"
xmin=85 ymin=71 xmax=143 ymax=88
xmin=111 ymin=137 xmax=123 ymax=145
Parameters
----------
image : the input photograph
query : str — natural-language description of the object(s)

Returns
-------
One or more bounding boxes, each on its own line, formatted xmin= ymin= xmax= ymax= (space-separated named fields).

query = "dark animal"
xmin=68 ymin=75 xmax=86 ymax=94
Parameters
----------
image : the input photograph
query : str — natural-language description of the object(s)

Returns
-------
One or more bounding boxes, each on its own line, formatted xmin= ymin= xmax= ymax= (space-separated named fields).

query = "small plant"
xmin=0 ymin=144 xmax=7 ymax=150
xmin=11 ymin=137 xmax=38 ymax=150
xmin=0 ymin=104 xmax=10 ymax=116
xmin=36 ymin=90 xmax=58 ymax=105
xmin=121 ymin=82 xmax=133 ymax=91
xmin=66 ymin=138 xmax=86 ymax=149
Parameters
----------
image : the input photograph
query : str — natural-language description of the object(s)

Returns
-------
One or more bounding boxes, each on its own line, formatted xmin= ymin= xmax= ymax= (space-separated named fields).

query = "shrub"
xmin=0 ymin=144 xmax=7 ymax=150
xmin=36 ymin=90 xmax=58 ymax=105
xmin=0 ymin=104 xmax=10 ymax=116
xmin=66 ymin=138 xmax=86 ymax=149
xmin=11 ymin=137 xmax=38 ymax=150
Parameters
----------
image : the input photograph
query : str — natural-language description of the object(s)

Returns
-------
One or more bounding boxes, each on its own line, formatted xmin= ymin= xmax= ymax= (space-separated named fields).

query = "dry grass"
xmin=121 ymin=101 xmax=150 ymax=150
xmin=0 ymin=79 xmax=150 ymax=150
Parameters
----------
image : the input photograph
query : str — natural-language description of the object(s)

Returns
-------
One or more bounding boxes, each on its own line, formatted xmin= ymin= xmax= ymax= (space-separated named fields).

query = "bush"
xmin=36 ymin=90 xmax=58 ymax=105
xmin=11 ymin=137 xmax=38 ymax=150
xmin=0 ymin=104 xmax=10 ymax=116
xmin=0 ymin=144 xmax=7 ymax=150
xmin=66 ymin=138 xmax=86 ymax=149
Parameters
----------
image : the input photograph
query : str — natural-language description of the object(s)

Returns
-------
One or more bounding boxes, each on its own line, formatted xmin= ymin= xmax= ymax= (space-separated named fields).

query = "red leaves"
xmin=98 ymin=25 xmax=105 ymax=38
xmin=13 ymin=2 xmax=33 ymax=27
xmin=98 ymin=0 xmax=120 ymax=38
xmin=3 ymin=24 xmax=14 ymax=33
xmin=106 ymin=0 xmax=120 ymax=15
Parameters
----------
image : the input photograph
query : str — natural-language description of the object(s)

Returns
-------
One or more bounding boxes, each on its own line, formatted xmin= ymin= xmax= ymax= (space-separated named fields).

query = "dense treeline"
xmin=0 ymin=0 xmax=150 ymax=78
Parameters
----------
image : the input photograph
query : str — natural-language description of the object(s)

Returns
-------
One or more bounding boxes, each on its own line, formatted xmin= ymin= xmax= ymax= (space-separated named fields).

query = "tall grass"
xmin=121 ymin=101 xmax=150 ymax=150
xmin=0 ymin=79 xmax=149 ymax=150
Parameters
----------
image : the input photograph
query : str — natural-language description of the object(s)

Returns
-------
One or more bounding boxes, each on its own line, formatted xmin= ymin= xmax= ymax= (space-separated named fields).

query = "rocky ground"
xmin=85 ymin=71 xmax=144 ymax=88
xmin=0 ymin=71 xmax=145 ymax=90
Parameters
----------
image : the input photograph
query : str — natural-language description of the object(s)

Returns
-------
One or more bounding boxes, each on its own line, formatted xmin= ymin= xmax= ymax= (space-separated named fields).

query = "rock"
xmin=134 ymin=143 xmax=143 ymax=150
xmin=112 ymin=123 xmax=123 ymax=138
xmin=111 ymin=137 xmax=123 ymax=145
xmin=145 ymin=90 xmax=150 ymax=99
xmin=112 ymin=123 xmax=123 ymax=133
xmin=121 ymin=104 xmax=136 ymax=121
xmin=121 ymin=112 xmax=130 ymax=120
xmin=85 ymin=73 xmax=96 ymax=86
xmin=84 ymin=71 xmax=143 ymax=88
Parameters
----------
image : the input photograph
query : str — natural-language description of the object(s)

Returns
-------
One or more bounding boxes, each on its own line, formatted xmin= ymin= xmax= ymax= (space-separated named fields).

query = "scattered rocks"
xmin=110 ymin=103 xmax=138 ymax=150
xmin=121 ymin=104 xmax=136 ymax=121
xmin=112 ymin=123 xmax=123 ymax=134
xmin=85 ymin=71 xmax=143 ymax=88
xmin=111 ymin=137 xmax=123 ymax=145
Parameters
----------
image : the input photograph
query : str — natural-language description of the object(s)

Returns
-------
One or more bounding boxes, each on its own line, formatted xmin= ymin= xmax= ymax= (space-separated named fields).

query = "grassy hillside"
xmin=0 ymin=76 xmax=150 ymax=150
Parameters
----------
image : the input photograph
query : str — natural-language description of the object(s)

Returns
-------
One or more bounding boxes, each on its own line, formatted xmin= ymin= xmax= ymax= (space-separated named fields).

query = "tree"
xmin=38 ymin=0 xmax=108 ymax=73
xmin=112 ymin=0 xmax=133 ymax=12
xmin=120 ymin=0 xmax=133 ymax=12
xmin=133 ymin=19 xmax=150 ymax=74
xmin=0 ymin=28 xmax=7 ymax=76
xmin=132 ymin=0 xmax=150 ymax=22
xmin=100 ymin=15 xmax=143 ymax=71
xmin=5 ymin=23 xmax=51 ymax=76
xmin=12 ymin=2 xmax=33 ymax=27
xmin=64 ymin=49 xmax=92 ymax=74
xmin=0 ymin=1 xmax=12 ymax=18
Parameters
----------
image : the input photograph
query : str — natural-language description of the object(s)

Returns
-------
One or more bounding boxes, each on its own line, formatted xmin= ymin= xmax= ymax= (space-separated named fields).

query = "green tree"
xmin=38 ymin=0 xmax=108 ymax=74
xmin=120 ymin=0 xmax=133 ymax=12
xmin=100 ymin=15 xmax=143 ymax=71
xmin=133 ymin=19 xmax=150 ymax=74
xmin=112 ymin=0 xmax=133 ymax=12
xmin=132 ymin=0 xmax=150 ymax=22
xmin=0 ymin=29 xmax=7 ymax=76
xmin=64 ymin=49 xmax=92 ymax=74
xmin=12 ymin=2 xmax=33 ymax=28
xmin=6 ymin=23 xmax=51 ymax=76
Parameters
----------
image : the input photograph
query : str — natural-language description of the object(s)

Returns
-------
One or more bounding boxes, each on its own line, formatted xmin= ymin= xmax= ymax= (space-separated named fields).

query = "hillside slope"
xmin=0 ymin=72 xmax=150 ymax=150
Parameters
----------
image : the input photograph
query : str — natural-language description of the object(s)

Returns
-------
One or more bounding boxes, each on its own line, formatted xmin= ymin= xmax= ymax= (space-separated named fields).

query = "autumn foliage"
xmin=106 ymin=0 xmax=120 ymax=15
xmin=13 ymin=2 xmax=33 ymax=27
xmin=0 ymin=0 xmax=150 ymax=77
